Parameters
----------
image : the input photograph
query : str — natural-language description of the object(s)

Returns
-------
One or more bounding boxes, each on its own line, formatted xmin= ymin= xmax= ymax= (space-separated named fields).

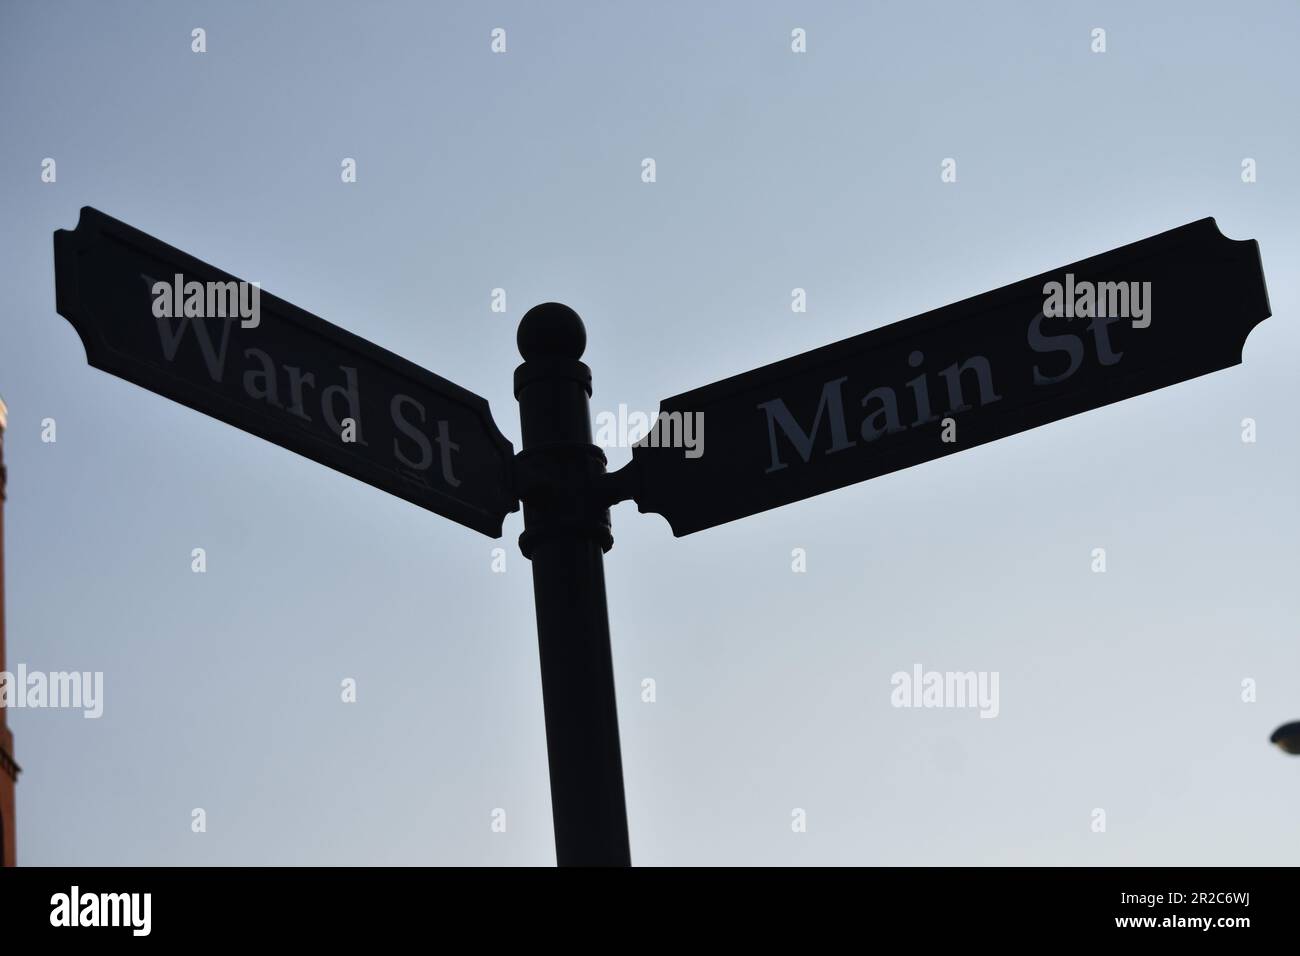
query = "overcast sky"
xmin=2 ymin=0 xmax=1298 ymax=865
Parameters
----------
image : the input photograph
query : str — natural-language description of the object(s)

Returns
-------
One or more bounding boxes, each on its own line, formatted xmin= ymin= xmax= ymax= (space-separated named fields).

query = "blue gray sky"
xmin=2 ymin=0 xmax=1298 ymax=865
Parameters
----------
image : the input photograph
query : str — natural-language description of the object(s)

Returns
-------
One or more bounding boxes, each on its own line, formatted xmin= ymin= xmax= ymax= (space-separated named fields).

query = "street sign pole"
xmin=513 ymin=303 xmax=631 ymax=867
xmin=50 ymin=210 xmax=1271 ymax=867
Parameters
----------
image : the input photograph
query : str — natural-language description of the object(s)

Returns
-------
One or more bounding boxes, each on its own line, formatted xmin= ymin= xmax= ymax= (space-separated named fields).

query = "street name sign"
xmin=49 ymin=208 xmax=1273 ymax=867
xmin=54 ymin=207 xmax=517 ymax=537
xmin=629 ymin=218 xmax=1271 ymax=535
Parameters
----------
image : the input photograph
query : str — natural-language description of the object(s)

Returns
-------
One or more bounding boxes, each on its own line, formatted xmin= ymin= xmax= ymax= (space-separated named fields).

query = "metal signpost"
xmin=53 ymin=208 xmax=1270 ymax=866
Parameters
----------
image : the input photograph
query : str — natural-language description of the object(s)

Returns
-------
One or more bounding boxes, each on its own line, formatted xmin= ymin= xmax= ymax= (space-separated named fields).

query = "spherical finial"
xmin=518 ymin=302 xmax=586 ymax=360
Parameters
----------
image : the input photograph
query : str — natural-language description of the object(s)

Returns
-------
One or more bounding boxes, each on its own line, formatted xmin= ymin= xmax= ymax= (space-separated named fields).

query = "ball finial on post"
xmin=518 ymin=302 xmax=586 ymax=361
xmin=511 ymin=299 xmax=630 ymax=865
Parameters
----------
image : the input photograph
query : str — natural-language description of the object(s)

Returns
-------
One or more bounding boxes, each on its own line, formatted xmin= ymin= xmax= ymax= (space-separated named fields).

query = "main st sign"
xmin=627 ymin=218 xmax=1269 ymax=534
xmin=52 ymin=207 xmax=1270 ymax=865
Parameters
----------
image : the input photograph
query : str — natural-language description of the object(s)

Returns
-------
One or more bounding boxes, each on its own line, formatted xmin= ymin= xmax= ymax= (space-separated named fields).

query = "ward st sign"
xmin=54 ymin=207 xmax=516 ymax=537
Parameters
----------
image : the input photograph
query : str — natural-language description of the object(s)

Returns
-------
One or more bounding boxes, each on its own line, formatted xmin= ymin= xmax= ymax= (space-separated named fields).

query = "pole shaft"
xmin=514 ymin=304 xmax=630 ymax=867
